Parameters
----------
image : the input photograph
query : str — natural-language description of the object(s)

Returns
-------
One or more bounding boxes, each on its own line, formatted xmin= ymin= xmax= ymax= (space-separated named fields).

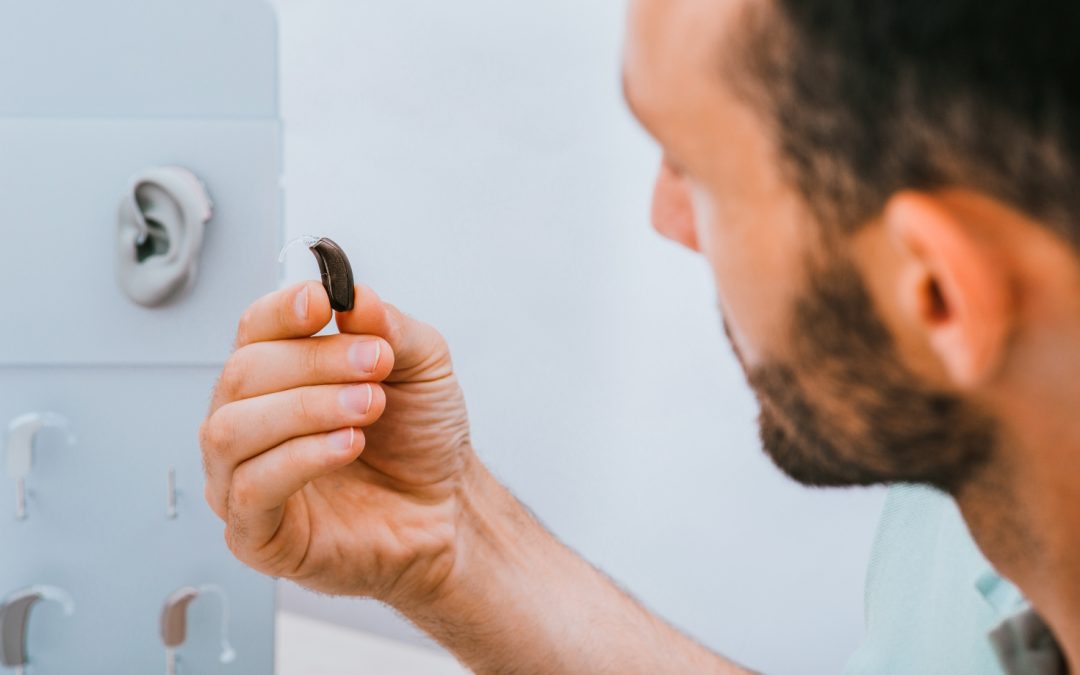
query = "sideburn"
xmin=745 ymin=249 xmax=997 ymax=494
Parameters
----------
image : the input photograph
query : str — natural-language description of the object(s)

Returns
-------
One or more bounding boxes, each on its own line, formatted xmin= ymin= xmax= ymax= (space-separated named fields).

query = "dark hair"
xmin=737 ymin=0 xmax=1080 ymax=246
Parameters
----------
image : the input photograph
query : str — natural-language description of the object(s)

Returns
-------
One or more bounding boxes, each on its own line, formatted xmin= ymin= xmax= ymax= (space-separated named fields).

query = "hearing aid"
xmin=279 ymin=236 xmax=355 ymax=312
xmin=0 ymin=585 xmax=75 ymax=674
xmin=160 ymin=584 xmax=235 ymax=675
xmin=6 ymin=412 xmax=75 ymax=520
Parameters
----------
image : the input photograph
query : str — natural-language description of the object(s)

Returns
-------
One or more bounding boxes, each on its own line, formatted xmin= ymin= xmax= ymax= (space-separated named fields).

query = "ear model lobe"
xmin=885 ymin=192 xmax=1013 ymax=389
xmin=116 ymin=166 xmax=213 ymax=308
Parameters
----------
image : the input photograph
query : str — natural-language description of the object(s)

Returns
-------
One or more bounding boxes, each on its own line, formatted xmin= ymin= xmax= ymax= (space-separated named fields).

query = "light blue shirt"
xmin=844 ymin=484 xmax=1030 ymax=674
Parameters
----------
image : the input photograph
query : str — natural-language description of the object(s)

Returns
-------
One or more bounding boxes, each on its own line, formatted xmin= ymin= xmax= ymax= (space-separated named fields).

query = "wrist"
xmin=441 ymin=458 xmax=537 ymax=600
xmin=398 ymin=455 xmax=547 ymax=629
xmin=388 ymin=455 xmax=743 ymax=675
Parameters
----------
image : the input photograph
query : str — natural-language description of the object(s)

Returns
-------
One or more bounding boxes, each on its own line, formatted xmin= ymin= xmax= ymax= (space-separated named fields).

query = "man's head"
xmin=623 ymin=0 xmax=1080 ymax=494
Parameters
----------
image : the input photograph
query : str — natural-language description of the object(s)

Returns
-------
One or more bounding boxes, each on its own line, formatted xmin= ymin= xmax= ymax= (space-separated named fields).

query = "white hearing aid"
xmin=5 ymin=412 xmax=74 ymax=520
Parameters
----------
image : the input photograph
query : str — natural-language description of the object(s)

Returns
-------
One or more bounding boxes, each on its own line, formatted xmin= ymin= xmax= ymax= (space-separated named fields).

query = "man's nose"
xmin=650 ymin=160 xmax=699 ymax=251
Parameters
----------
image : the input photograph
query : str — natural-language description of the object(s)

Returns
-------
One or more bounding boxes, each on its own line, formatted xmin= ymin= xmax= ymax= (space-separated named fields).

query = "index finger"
xmin=235 ymin=281 xmax=333 ymax=348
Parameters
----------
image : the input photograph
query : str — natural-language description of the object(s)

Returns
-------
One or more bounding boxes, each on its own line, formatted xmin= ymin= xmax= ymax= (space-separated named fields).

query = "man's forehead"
xmin=622 ymin=0 xmax=756 ymax=144
xmin=626 ymin=0 xmax=749 ymax=65
xmin=623 ymin=0 xmax=751 ymax=122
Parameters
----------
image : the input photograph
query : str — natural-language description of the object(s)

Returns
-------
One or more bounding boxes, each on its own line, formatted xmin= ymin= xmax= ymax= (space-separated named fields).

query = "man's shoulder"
xmin=844 ymin=485 xmax=1025 ymax=675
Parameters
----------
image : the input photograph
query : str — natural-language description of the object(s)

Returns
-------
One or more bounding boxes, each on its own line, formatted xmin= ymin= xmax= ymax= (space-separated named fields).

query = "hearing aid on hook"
xmin=160 ymin=584 xmax=235 ymax=675
xmin=0 ymin=585 xmax=75 ymax=675
xmin=5 ymin=413 xmax=75 ymax=520
xmin=279 ymin=236 xmax=355 ymax=312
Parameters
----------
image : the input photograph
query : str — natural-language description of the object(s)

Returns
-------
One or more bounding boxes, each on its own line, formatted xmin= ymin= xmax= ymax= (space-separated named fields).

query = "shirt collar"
xmin=989 ymin=608 xmax=1068 ymax=675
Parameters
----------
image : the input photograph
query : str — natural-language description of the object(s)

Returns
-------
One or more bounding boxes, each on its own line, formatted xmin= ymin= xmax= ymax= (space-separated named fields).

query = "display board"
xmin=0 ymin=1 xmax=280 ymax=672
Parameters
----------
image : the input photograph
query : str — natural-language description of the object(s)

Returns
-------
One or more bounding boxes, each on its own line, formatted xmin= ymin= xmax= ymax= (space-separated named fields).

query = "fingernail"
xmin=328 ymin=428 xmax=354 ymax=451
xmin=348 ymin=340 xmax=381 ymax=374
xmin=295 ymin=287 xmax=309 ymax=321
xmin=339 ymin=384 xmax=373 ymax=415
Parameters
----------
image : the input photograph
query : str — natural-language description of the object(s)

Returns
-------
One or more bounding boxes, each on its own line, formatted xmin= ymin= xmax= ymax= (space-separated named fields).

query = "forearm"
xmin=402 ymin=462 xmax=754 ymax=674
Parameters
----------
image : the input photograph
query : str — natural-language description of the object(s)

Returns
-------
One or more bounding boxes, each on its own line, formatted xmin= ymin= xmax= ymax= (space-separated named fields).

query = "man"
xmin=199 ymin=0 xmax=1080 ymax=672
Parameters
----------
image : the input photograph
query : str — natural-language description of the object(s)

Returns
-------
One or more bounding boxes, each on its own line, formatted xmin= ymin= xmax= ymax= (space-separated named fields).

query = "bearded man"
xmin=200 ymin=1 xmax=1080 ymax=672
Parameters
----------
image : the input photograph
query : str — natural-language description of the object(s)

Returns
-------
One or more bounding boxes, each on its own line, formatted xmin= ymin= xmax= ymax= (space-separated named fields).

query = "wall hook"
xmin=0 ymin=585 xmax=75 ymax=675
xmin=5 ymin=413 xmax=75 ymax=520
xmin=160 ymin=584 xmax=235 ymax=675
xmin=166 ymin=466 xmax=178 ymax=520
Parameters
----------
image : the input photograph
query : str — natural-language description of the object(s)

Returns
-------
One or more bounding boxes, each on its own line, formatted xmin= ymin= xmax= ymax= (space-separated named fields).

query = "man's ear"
xmin=883 ymin=191 xmax=1014 ymax=389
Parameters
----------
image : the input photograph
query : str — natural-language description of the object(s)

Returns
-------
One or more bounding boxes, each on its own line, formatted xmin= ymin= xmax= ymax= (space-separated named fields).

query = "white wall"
xmin=272 ymin=2 xmax=887 ymax=673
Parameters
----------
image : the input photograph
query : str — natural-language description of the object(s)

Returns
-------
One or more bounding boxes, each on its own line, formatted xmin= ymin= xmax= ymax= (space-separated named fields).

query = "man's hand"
xmin=202 ymin=280 xmax=753 ymax=674
xmin=200 ymin=281 xmax=474 ymax=606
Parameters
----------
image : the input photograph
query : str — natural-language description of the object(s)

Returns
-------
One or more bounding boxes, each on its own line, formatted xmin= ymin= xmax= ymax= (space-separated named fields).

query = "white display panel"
xmin=0 ymin=1 xmax=280 ymax=672
xmin=0 ymin=369 xmax=274 ymax=674
xmin=0 ymin=120 xmax=281 ymax=366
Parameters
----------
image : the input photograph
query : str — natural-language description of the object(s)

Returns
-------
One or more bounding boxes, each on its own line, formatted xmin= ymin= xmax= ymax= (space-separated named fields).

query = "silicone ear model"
xmin=278 ymin=236 xmax=355 ymax=312
xmin=116 ymin=166 xmax=213 ymax=307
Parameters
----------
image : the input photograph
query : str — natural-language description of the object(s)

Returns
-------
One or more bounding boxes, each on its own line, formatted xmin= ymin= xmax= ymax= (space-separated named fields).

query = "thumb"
xmin=335 ymin=284 xmax=451 ymax=379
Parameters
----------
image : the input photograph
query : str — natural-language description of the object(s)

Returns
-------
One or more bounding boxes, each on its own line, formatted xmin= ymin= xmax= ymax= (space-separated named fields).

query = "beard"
xmin=726 ymin=253 xmax=996 ymax=495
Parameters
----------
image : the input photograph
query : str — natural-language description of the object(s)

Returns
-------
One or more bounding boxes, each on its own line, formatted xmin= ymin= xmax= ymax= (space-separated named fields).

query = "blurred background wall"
xmin=271 ymin=1 xmax=887 ymax=673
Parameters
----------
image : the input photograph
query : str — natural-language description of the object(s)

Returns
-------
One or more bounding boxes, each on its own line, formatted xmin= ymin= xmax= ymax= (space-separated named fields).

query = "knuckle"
xmin=199 ymin=440 xmax=213 ymax=479
xmin=198 ymin=419 xmax=212 ymax=450
xmin=201 ymin=416 xmax=233 ymax=455
xmin=217 ymin=352 xmax=248 ymax=401
xmin=235 ymin=306 xmax=257 ymax=346
xmin=198 ymin=418 xmax=222 ymax=453
xmin=204 ymin=483 xmax=223 ymax=517
xmin=224 ymin=519 xmax=245 ymax=558
xmin=295 ymin=386 xmax=323 ymax=425
xmin=295 ymin=388 xmax=312 ymax=423
xmin=303 ymin=339 xmax=322 ymax=376
xmin=229 ymin=469 xmax=256 ymax=511
xmin=282 ymin=439 xmax=308 ymax=473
